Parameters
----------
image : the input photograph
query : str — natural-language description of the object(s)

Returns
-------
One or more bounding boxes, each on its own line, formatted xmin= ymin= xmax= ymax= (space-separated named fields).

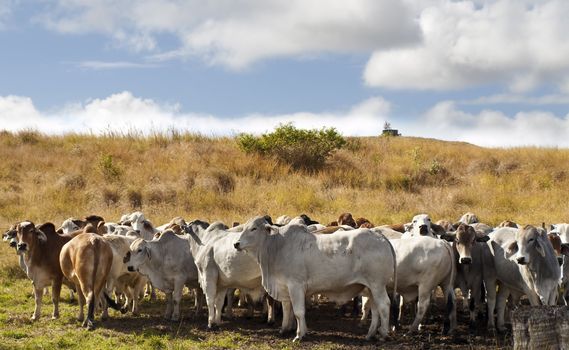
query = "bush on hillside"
xmin=237 ymin=123 xmax=346 ymax=170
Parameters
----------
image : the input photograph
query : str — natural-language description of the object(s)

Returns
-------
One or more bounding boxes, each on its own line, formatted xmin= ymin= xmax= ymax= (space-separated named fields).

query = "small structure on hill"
xmin=382 ymin=122 xmax=401 ymax=137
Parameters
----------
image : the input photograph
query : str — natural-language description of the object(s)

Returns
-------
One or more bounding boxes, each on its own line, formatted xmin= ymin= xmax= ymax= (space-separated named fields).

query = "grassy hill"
xmin=0 ymin=129 xmax=565 ymax=349
xmin=1 ymin=130 xmax=568 ymax=228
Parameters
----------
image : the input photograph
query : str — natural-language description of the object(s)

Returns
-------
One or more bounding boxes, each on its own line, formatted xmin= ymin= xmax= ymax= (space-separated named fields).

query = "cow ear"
xmin=440 ymin=233 xmax=456 ymax=242
xmin=404 ymin=223 xmax=412 ymax=232
xmin=561 ymin=244 xmax=569 ymax=256
xmin=36 ymin=229 xmax=48 ymax=243
xmin=476 ymin=235 xmax=490 ymax=243
xmin=550 ymin=224 xmax=556 ymax=232
xmin=264 ymin=224 xmax=278 ymax=234
xmin=535 ymin=240 xmax=546 ymax=257
xmin=505 ymin=241 xmax=518 ymax=259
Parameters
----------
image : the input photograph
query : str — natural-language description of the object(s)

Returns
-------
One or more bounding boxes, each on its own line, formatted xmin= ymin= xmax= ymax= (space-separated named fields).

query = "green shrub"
xmin=98 ymin=154 xmax=122 ymax=182
xmin=237 ymin=123 xmax=346 ymax=170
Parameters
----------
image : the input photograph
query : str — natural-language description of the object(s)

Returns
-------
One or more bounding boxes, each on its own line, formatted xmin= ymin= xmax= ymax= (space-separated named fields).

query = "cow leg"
xmin=31 ymin=284 xmax=44 ymax=321
xmin=495 ymin=287 xmax=509 ymax=332
xmin=84 ymin=290 xmax=97 ymax=330
xmin=409 ymin=287 xmax=431 ymax=334
xmin=164 ymin=292 xmax=173 ymax=320
xmin=245 ymin=294 xmax=254 ymax=319
xmin=486 ymin=280 xmax=497 ymax=330
xmin=360 ymin=296 xmax=371 ymax=325
xmin=280 ymin=300 xmax=294 ymax=334
xmin=266 ymin=295 xmax=275 ymax=325
xmin=214 ymin=289 xmax=226 ymax=325
xmin=52 ymin=277 xmax=63 ymax=319
xmin=288 ymin=285 xmax=307 ymax=342
xmin=442 ymin=286 xmax=457 ymax=335
xmin=204 ymin=280 xmax=218 ymax=329
xmin=194 ymin=288 xmax=204 ymax=317
xmin=224 ymin=289 xmax=235 ymax=318
xmin=171 ymin=281 xmax=184 ymax=321
xmin=76 ymin=287 xmax=86 ymax=322
xmin=369 ymin=286 xmax=390 ymax=340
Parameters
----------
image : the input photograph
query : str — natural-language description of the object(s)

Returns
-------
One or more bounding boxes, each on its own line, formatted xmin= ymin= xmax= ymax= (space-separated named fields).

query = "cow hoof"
xmin=86 ymin=321 xmax=95 ymax=331
xmin=292 ymin=336 xmax=302 ymax=342
xmin=52 ymin=313 xmax=59 ymax=320
xmin=207 ymin=324 xmax=219 ymax=331
xmin=267 ymin=320 xmax=275 ymax=326
xmin=120 ymin=308 xmax=128 ymax=315
xmin=31 ymin=315 xmax=39 ymax=322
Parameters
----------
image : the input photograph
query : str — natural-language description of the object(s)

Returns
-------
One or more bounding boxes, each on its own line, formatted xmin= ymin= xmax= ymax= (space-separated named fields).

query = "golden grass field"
xmin=1 ymin=129 xmax=567 ymax=349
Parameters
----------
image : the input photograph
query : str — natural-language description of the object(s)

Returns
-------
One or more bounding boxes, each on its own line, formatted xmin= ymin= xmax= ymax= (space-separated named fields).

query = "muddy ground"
xmin=99 ymin=292 xmax=514 ymax=349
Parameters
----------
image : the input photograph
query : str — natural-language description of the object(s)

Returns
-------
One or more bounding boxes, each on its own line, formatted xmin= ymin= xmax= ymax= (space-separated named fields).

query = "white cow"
xmin=362 ymin=236 xmax=457 ymax=335
xmin=101 ymin=235 xmax=147 ymax=317
xmin=403 ymin=214 xmax=437 ymax=238
xmin=183 ymin=220 xmax=274 ymax=329
xmin=550 ymin=223 xmax=569 ymax=304
xmin=124 ymin=230 xmax=200 ymax=321
xmin=485 ymin=226 xmax=565 ymax=330
xmin=234 ymin=216 xmax=397 ymax=342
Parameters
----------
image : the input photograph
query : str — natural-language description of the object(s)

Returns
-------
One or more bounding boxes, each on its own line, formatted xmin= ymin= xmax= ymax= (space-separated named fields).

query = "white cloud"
xmin=0 ymin=0 xmax=15 ymax=29
xmin=37 ymin=0 xmax=420 ymax=69
xmin=460 ymin=94 xmax=569 ymax=105
xmin=0 ymin=92 xmax=390 ymax=136
xmin=365 ymin=0 xmax=569 ymax=91
xmin=76 ymin=60 xmax=160 ymax=70
xmin=403 ymin=101 xmax=569 ymax=147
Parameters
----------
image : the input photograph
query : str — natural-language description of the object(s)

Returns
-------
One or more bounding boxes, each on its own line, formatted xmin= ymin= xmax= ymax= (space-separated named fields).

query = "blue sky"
xmin=1 ymin=0 xmax=569 ymax=147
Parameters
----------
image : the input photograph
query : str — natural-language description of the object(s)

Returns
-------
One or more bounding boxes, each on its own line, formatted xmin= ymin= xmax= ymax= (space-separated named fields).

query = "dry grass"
xmin=1 ymin=131 xmax=569 ymax=227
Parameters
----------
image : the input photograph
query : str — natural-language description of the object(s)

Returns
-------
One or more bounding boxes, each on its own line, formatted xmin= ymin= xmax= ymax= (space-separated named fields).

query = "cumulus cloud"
xmin=365 ymin=0 xmax=569 ymax=91
xmin=0 ymin=92 xmax=390 ymax=136
xmin=0 ymin=0 xmax=14 ymax=29
xmin=36 ymin=0 xmax=420 ymax=69
xmin=460 ymin=94 xmax=569 ymax=106
xmin=404 ymin=101 xmax=569 ymax=147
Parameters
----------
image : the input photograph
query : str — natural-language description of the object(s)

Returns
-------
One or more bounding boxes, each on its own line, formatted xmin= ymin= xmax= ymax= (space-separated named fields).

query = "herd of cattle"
xmin=3 ymin=211 xmax=569 ymax=342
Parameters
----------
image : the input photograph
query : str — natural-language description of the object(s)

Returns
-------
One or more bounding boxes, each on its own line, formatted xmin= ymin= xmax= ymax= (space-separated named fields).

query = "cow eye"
xmin=251 ymin=227 xmax=257 ymax=231
xmin=137 ymin=249 xmax=142 ymax=253
xmin=413 ymin=220 xmax=417 ymax=223
xmin=427 ymin=218 xmax=431 ymax=221
xmin=528 ymin=238 xmax=534 ymax=243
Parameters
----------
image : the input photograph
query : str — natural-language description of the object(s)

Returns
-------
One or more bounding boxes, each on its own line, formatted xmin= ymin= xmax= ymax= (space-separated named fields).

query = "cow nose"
xmin=17 ymin=243 xmax=27 ymax=251
xmin=460 ymin=257 xmax=472 ymax=265
xmin=558 ymin=256 xmax=564 ymax=266
xmin=419 ymin=225 xmax=428 ymax=234
xmin=517 ymin=256 xmax=526 ymax=265
xmin=234 ymin=242 xmax=240 ymax=250
xmin=9 ymin=240 xmax=17 ymax=248
xmin=127 ymin=266 xmax=135 ymax=272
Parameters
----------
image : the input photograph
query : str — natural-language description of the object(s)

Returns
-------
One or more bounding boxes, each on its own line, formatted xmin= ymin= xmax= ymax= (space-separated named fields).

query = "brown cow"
xmin=385 ymin=223 xmax=406 ymax=233
xmin=548 ymin=233 xmax=564 ymax=266
xmin=337 ymin=213 xmax=357 ymax=228
xmin=498 ymin=220 xmax=519 ymax=228
xmin=14 ymin=221 xmax=76 ymax=320
xmin=356 ymin=217 xmax=374 ymax=228
xmin=59 ymin=232 xmax=122 ymax=329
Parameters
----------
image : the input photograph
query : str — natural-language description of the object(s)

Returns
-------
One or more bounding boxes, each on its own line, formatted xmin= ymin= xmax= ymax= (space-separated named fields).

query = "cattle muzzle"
xmin=127 ymin=266 xmax=136 ymax=272
xmin=9 ymin=238 xmax=17 ymax=248
xmin=17 ymin=243 xmax=27 ymax=252
xmin=459 ymin=257 xmax=472 ymax=265
xmin=516 ymin=256 xmax=527 ymax=265
xmin=419 ymin=225 xmax=429 ymax=235
xmin=234 ymin=242 xmax=241 ymax=251
xmin=123 ymin=251 xmax=131 ymax=264
xmin=558 ymin=256 xmax=564 ymax=266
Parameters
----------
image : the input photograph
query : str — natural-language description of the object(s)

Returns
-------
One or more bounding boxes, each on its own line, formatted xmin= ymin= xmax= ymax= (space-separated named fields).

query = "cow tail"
xmin=387 ymin=239 xmax=398 ymax=327
xmin=88 ymin=237 xmax=100 ymax=319
xmin=104 ymin=292 xmax=126 ymax=313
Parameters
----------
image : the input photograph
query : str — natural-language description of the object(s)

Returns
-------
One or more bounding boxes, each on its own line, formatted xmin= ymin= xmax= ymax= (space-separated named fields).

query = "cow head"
xmin=15 ymin=221 xmax=47 ymax=255
xmin=459 ymin=212 xmax=479 ymax=225
xmin=3 ymin=225 xmax=18 ymax=248
xmin=337 ymin=213 xmax=356 ymax=228
xmin=57 ymin=218 xmax=82 ymax=234
xmin=124 ymin=239 xmax=151 ymax=272
xmin=300 ymin=214 xmax=318 ymax=226
xmin=406 ymin=214 xmax=434 ymax=237
xmin=356 ymin=217 xmax=374 ymax=228
xmin=506 ymin=225 xmax=550 ymax=265
xmin=234 ymin=216 xmax=276 ymax=252
xmin=441 ymin=223 xmax=489 ymax=264
xmin=498 ymin=220 xmax=518 ymax=229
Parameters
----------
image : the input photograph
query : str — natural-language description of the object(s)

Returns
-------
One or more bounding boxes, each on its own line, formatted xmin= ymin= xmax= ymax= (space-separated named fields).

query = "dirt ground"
xmin=102 ymin=293 xmax=513 ymax=350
